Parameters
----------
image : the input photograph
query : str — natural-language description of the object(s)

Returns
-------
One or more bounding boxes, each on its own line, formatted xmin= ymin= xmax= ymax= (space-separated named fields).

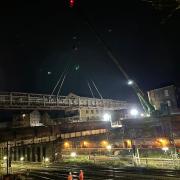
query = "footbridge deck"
xmin=0 ymin=92 xmax=129 ymax=110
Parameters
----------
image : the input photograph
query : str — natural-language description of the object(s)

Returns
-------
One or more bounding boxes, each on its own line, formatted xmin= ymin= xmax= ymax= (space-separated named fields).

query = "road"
xmin=19 ymin=163 xmax=180 ymax=180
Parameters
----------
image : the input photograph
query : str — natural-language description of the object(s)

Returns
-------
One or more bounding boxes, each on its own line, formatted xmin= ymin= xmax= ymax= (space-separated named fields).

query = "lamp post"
xmin=6 ymin=141 xmax=10 ymax=175
xmin=168 ymin=119 xmax=177 ymax=168
xmin=103 ymin=113 xmax=111 ymax=142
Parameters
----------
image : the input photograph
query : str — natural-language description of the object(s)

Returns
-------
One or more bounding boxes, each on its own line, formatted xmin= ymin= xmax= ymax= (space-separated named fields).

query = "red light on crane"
xmin=69 ymin=0 xmax=75 ymax=8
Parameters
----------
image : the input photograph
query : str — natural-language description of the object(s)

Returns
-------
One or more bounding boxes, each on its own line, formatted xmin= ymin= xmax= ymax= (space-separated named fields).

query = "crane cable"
xmin=50 ymin=63 xmax=69 ymax=96
xmin=57 ymin=71 xmax=68 ymax=96
xmin=50 ymin=71 xmax=65 ymax=96
xmin=91 ymin=80 xmax=103 ymax=99
xmin=87 ymin=81 xmax=95 ymax=98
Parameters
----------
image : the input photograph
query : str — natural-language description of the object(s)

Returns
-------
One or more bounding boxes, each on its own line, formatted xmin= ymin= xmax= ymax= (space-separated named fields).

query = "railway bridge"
xmin=0 ymin=121 xmax=110 ymax=163
xmin=0 ymin=91 xmax=130 ymax=163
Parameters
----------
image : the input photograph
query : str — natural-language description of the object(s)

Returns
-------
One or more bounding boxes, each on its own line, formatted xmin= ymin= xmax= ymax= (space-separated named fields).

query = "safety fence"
xmin=62 ymin=148 xmax=180 ymax=169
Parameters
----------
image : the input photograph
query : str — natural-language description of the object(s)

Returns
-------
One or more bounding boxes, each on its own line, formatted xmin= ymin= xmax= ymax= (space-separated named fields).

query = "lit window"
xmin=164 ymin=90 xmax=169 ymax=97
xmin=167 ymin=100 xmax=171 ymax=107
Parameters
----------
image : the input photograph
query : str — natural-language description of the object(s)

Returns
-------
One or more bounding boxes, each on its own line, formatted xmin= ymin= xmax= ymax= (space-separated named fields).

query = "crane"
xmin=68 ymin=0 xmax=156 ymax=116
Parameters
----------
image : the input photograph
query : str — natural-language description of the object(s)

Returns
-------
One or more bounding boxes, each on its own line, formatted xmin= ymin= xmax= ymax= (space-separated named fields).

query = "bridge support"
xmin=2 ymin=142 xmax=59 ymax=163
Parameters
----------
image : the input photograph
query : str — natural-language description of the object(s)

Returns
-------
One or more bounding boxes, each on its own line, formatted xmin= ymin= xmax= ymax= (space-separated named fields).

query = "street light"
xmin=64 ymin=142 xmax=70 ymax=148
xmin=103 ymin=113 xmax=111 ymax=121
xmin=101 ymin=140 xmax=109 ymax=147
xmin=45 ymin=157 xmax=49 ymax=162
xmin=70 ymin=152 xmax=77 ymax=158
xmin=106 ymin=145 xmax=112 ymax=151
xmin=20 ymin=157 xmax=24 ymax=161
xmin=83 ymin=141 xmax=89 ymax=147
xmin=3 ymin=156 xmax=7 ymax=160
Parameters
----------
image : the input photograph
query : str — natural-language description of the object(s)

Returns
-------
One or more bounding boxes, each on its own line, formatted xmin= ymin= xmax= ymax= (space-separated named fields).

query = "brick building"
xmin=148 ymin=85 xmax=180 ymax=114
xmin=12 ymin=110 xmax=43 ymax=128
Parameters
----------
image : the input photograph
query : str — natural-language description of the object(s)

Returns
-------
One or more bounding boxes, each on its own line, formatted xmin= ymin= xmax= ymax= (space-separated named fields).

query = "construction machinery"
xmin=68 ymin=0 xmax=157 ymax=116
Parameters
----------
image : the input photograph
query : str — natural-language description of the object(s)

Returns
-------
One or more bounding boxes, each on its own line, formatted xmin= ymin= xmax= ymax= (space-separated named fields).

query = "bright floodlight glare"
xmin=103 ymin=113 xmax=111 ymax=121
xmin=3 ymin=156 xmax=7 ymax=160
xmin=140 ymin=113 xmax=144 ymax=117
xmin=70 ymin=152 xmax=77 ymax=157
xmin=127 ymin=80 xmax=133 ymax=85
xmin=130 ymin=109 xmax=139 ymax=116
xmin=146 ymin=114 xmax=150 ymax=117
xmin=162 ymin=147 xmax=169 ymax=152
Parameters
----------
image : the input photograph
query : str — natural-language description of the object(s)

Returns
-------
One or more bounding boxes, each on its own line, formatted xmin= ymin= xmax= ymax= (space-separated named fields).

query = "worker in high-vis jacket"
xmin=79 ymin=170 xmax=84 ymax=180
xmin=68 ymin=172 xmax=73 ymax=180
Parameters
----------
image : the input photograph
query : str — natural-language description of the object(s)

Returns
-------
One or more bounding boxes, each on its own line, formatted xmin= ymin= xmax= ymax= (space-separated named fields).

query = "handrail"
xmin=0 ymin=92 xmax=130 ymax=110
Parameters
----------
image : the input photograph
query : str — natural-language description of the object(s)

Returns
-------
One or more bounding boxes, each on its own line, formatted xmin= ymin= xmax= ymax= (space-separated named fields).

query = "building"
xmin=64 ymin=93 xmax=128 ymax=122
xmin=12 ymin=110 xmax=43 ymax=128
xmin=148 ymin=85 xmax=180 ymax=114
xmin=65 ymin=106 xmax=106 ymax=122
xmin=64 ymin=93 xmax=103 ymax=122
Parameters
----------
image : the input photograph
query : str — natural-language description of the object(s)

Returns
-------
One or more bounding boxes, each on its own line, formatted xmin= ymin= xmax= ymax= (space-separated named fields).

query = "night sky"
xmin=0 ymin=1 xmax=179 ymax=103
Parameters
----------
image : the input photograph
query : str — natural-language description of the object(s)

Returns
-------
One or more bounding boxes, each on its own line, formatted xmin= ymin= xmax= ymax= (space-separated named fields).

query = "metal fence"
xmin=62 ymin=147 xmax=180 ymax=169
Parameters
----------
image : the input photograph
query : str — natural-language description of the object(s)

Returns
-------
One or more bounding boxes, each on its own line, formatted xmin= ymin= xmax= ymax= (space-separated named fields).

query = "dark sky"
xmin=0 ymin=0 xmax=179 ymax=103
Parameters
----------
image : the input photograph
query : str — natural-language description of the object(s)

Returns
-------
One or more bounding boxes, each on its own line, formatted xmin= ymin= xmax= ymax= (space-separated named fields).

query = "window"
xmin=86 ymin=110 xmax=89 ymax=114
xmin=91 ymin=110 xmax=94 ymax=114
xmin=164 ymin=90 xmax=169 ymax=97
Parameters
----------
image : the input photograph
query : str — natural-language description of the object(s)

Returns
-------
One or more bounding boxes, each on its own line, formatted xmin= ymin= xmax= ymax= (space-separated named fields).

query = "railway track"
xmin=21 ymin=164 xmax=180 ymax=180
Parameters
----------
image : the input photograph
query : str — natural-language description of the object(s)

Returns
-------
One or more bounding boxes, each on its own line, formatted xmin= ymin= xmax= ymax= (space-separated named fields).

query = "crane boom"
xmin=82 ymin=11 xmax=155 ymax=114
xmin=70 ymin=4 xmax=156 ymax=115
